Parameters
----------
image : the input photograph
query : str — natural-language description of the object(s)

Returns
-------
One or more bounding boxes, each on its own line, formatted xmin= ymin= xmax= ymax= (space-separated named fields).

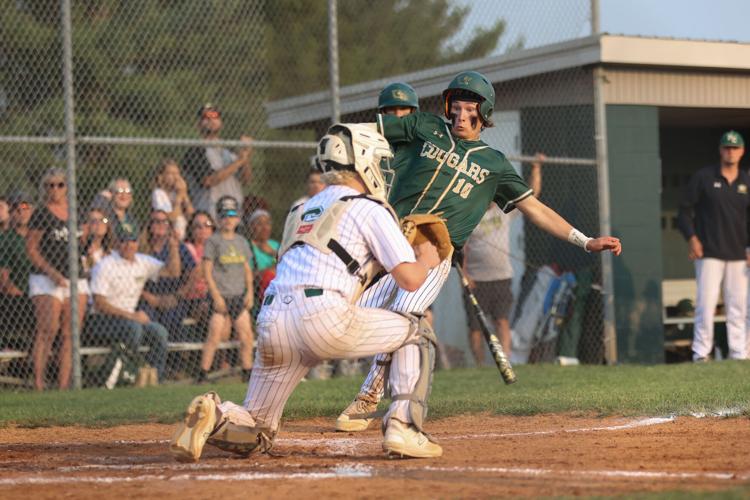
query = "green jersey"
xmin=376 ymin=111 xmax=532 ymax=247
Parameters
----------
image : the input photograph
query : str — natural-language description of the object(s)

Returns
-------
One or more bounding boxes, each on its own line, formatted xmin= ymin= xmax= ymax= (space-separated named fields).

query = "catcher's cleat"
xmin=335 ymin=396 xmax=379 ymax=432
xmin=382 ymin=419 xmax=442 ymax=459
xmin=207 ymin=421 xmax=275 ymax=457
xmin=170 ymin=392 xmax=220 ymax=462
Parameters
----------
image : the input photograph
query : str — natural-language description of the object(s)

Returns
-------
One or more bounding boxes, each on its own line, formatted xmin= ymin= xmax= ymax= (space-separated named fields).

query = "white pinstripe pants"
xmin=356 ymin=257 xmax=452 ymax=403
xmin=237 ymin=287 xmax=422 ymax=431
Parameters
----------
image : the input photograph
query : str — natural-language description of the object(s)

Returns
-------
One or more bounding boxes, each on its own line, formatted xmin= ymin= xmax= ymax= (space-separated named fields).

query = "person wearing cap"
xmin=182 ymin=104 xmax=253 ymax=221
xmin=0 ymin=192 xmax=35 ymax=354
xmin=198 ymin=195 xmax=255 ymax=383
xmin=677 ymin=130 xmax=749 ymax=361
xmin=89 ymin=221 xmax=182 ymax=382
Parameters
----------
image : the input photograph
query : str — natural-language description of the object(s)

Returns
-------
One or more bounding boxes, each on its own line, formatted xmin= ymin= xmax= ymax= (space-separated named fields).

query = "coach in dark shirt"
xmin=677 ymin=130 xmax=749 ymax=362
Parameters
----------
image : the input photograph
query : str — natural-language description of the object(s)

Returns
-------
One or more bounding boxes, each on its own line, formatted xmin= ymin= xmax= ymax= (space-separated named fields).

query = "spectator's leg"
xmin=722 ymin=260 xmax=748 ymax=360
xmin=143 ymin=321 xmax=169 ymax=381
xmin=200 ymin=313 xmax=227 ymax=372
xmin=496 ymin=317 xmax=511 ymax=358
xmin=468 ymin=329 xmax=484 ymax=365
xmin=31 ymin=294 xmax=61 ymax=391
xmin=233 ymin=310 xmax=254 ymax=371
xmin=692 ymin=258 xmax=723 ymax=360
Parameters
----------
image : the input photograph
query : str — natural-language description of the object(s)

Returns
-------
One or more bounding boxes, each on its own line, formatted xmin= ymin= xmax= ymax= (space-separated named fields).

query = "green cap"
xmin=378 ymin=82 xmax=419 ymax=111
xmin=720 ymin=130 xmax=744 ymax=147
xmin=115 ymin=221 xmax=139 ymax=241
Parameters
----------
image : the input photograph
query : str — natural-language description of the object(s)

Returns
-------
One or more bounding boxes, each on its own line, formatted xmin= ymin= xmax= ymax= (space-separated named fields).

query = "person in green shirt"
xmin=337 ymin=71 xmax=622 ymax=437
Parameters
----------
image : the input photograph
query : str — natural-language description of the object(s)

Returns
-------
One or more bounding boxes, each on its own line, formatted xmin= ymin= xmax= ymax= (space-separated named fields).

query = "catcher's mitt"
xmin=400 ymin=214 xmax=453 ymax=261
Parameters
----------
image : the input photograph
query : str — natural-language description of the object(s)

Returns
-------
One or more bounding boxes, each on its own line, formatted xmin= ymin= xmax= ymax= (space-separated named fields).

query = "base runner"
xmin=336 ymin=71 xmax=622 ymax=432
xmin=170 ymin=124 xmax=446 ymax=461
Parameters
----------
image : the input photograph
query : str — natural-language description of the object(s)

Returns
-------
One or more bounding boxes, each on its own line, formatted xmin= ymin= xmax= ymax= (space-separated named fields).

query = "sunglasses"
xmin=113 ymin=188 xmax=132 ymax=195
xmin=150 ymin=218 xmax=170 ymax=225
xmin=202 ymin=110 xmax=221 ymax=120
xmin=89 ymin=216 xmax=109 ymax=224
xmin=14 ymin=203 xmax=32 ymax=211
xmin=193 ymin=221 xmax=214 ymax=228
xmin=46 ymin=182 xmax=66 ymax=189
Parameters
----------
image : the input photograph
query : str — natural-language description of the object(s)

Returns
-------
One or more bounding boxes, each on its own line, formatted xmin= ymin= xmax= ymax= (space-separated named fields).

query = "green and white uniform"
xmin=356 ymin=111 xmax=531 ymax=402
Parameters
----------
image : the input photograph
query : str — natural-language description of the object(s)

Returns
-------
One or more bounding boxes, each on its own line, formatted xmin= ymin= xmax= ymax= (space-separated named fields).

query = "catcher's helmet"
xmin=378 ymin=82 xmax=419 ymax=111
xmin=442 ymin=71 xmax=495 ymax=127
xmin=315 ymin=124 xmax=392 ymax=200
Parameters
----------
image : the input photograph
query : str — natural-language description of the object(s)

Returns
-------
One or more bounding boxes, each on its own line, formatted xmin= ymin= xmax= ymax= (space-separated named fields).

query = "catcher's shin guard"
xmin=206 ymin=421 xmax=275 ymax=457
xmin=390 ymin=315 xmax=437 ymax=434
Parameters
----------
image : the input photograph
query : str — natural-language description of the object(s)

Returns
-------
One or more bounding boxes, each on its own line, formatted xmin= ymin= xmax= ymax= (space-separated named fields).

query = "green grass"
xmin=1 ymin=362 xmax=749 ymax=428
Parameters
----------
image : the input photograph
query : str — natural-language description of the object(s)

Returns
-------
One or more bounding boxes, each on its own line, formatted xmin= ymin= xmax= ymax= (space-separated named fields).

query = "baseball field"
xmin=1 ymin=362 xmax=749 ymax=498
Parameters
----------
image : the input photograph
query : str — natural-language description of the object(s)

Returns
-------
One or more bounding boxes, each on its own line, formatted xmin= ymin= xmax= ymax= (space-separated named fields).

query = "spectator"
xmin=677 ymin=130 xmax=749 ymax=361
xmin=27 ymin=168 xmax=89 ymax=390
xmin=247 ymin=209 xmax=279 ymax=308
xmin=151 ymin=158 xmax=194 ymax=241
xmin=198 ymin=196 xmax=254 ymax=383
xmin=463 ymin=154 xmax=544 ymax=364
xmin=82 ymin=208 xmax=113 ymax=275
xmin=289 ymin=168 xmax=325 ymax=210
xmin=89 ymin=222 xmax=181 ymax=382
xmin=90 ymin=177 xmax=137 ymax=231
xmin=138 ymin=210 xmax=196 ymax=341
xmin=0 ymin=192 xmax=35 ymax=351
xmin=183 ymin=211 xmax=215 ymax=328
xmin=182 ymin=104 xmax=253 ymax=220
xmin=0 ymin=196 xmax=10 ymax=232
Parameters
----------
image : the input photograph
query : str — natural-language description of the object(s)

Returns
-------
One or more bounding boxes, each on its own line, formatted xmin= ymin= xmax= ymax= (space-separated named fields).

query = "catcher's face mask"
xmin=316 ymin=123 xmax=393 ymax=201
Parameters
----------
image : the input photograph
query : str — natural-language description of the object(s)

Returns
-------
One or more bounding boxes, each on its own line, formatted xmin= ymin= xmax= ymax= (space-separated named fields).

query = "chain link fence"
xmin=1 ymin=0 xmax=606 ymax=391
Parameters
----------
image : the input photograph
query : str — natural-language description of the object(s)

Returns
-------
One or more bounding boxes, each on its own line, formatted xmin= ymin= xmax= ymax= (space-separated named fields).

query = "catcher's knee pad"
xmin=392 ymin=314 xmax=437 ymax=433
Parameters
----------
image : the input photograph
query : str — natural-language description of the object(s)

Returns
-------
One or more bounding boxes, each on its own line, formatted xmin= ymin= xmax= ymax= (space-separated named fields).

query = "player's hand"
xmin=414 ymin=240 xmax=441 ymax=269
xmin=586 ymin=236 xmax=622 ymax=256
xmin=243 ymin=291 xmax=254 ymax=310
xmin=466 ymin=276 xmax=477 ymax=289
xmin=214 ymin=297 xmax=228 ymax=315
xmin=133 ymin=311 xmax=150 ymax=325
xmin=688 ymin=236 xmax=703 ymax=260
xmin=532 ymin=152 xmax=546 ymax=167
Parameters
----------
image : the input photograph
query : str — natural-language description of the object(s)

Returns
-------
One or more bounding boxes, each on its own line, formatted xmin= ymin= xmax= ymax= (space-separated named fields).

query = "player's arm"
xmin=390 ymin=241 xmax=439 ymax=292
xmin=515 ymin=196 xmax=622 ymax=255
xmin=373 ymin=112 xmax=421 ymax=144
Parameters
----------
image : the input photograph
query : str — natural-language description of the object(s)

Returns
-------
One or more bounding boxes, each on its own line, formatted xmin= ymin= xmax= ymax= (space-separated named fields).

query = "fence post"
xmin=327 ymin=0 xmax=341 ymax=125
xmin=591 ymin=0 xmax=617 ymax=364
xmin=60 ymin=0 xmax=82 ymax=389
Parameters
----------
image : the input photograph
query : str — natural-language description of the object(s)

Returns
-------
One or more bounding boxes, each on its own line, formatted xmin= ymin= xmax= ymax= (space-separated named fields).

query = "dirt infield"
xmin=1 ymin=414 xmax=748 ymax=498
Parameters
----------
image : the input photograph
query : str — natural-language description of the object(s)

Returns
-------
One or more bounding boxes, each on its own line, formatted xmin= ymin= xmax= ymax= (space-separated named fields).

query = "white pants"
xmin=356 ymin=257 xmax=452 ymax=403
xmin=236 ymin=286 xmax=422 ymax=431
xmin=692 ymin=258 xmax=748 ymax=360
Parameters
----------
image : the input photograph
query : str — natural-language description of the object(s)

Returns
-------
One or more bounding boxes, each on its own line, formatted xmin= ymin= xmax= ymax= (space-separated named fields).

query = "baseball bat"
xmin=454 ymin=262 xmax=517 ymax=384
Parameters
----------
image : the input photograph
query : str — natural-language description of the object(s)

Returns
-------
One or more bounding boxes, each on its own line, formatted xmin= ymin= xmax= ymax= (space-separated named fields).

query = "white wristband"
xmin=568 ymin=228 xmax=593 ymax=253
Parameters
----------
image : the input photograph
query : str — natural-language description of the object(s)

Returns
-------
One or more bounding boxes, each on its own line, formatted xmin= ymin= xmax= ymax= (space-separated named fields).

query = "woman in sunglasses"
xmin=26 ymin=168 xmax=89 ymax=390
xmin=182 ymin=211 xmax=215 ymax=331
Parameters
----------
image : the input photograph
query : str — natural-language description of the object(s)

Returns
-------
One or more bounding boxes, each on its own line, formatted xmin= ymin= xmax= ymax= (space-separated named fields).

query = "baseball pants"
xmin=228 ymin=286 xmax=423 ymax=431
xmin=356 ymin=257 xmax=452 ymax=402
xmin=692 ymin=258 xmax=748 ymax=360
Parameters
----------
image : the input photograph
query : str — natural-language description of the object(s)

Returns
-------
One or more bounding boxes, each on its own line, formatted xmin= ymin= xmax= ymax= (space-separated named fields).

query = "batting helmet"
xmin=316 ymin=124 xmax=392 ymax=200
xmin=442 ymin=71 xmax=495 ymax=127
xmin=378 ymin=82 xmax=419 ymax=111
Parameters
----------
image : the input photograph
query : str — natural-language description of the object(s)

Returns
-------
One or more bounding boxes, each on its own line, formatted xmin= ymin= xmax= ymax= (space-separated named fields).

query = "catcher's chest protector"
xmin=279 ymin=194 xmax=397 ymax=302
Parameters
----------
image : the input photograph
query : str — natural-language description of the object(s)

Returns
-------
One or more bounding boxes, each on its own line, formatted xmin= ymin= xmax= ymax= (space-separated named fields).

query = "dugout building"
xmin=266 ymin=34 xmax=750 ymax=365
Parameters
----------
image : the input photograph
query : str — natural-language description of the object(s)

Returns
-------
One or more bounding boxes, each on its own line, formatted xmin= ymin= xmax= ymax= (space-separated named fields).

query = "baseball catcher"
xmin=171 ymin=123 xmax=445 ymax=461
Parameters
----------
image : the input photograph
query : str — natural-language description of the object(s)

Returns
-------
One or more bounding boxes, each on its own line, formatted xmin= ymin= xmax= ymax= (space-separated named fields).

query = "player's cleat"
xmin=335 ymin=396 xmax=379 ymax=432
xmin=382 ymin=419 xmax=442 ymax=458
xmin=170 ymin=392 xmax=220 ymax=462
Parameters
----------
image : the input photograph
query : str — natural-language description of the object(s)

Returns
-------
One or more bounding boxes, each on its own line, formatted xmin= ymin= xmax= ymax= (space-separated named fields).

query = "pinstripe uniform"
xmin=355 ymin=111 xmax=532 ymax=403
xmin=225 ymin=185 xmax=423 ymax=431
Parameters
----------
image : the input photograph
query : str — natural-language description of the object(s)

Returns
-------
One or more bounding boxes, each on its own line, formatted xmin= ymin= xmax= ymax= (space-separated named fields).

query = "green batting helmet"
xmin=378 ymin=82 xmax=419 ymax=111
xmin=442 ymin=71 xmax=495 ymax=127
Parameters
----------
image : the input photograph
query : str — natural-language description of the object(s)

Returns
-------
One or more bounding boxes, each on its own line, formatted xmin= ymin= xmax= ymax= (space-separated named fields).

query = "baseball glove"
xmin=400 ymin=214 xmax=453 ymax=261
